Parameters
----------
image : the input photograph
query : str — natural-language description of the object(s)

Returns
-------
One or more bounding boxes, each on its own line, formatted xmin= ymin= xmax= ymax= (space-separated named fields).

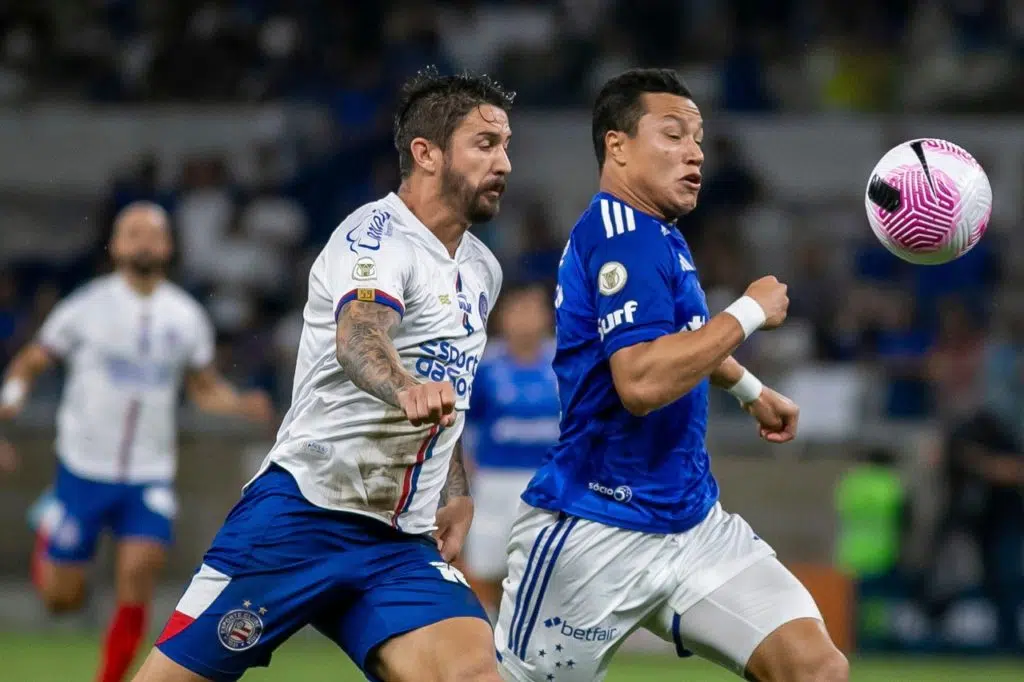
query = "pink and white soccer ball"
xmin=864 ymin=138 xmax=992 ymax=265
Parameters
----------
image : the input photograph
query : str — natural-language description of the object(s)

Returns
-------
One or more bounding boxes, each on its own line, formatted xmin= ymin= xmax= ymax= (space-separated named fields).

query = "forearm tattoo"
xmin=441 ymin=440 xmax=470 ymax=505
xmin=336 ymin=301 xmax=417 ymax=407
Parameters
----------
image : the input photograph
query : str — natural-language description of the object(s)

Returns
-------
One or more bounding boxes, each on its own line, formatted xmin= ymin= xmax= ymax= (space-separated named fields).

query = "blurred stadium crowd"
xmin=0 ymin=0 xmax=1021 ymax=654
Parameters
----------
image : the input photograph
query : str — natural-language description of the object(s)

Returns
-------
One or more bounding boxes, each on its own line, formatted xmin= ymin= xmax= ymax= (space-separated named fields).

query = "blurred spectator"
xmin=835 ymin=447 xmax=907 ymax=580
xmin=174 ymin=155 xmax=237 ymax=289
xmin=872 ymin=290 xmax=933 ymax=419
xmin=514 ymin=199 xmax=562 ymax=287
xmin=921 ymin=411 xmax=1024 ymax=650
xmin=926 ymin=298 xmax=987 ymax=421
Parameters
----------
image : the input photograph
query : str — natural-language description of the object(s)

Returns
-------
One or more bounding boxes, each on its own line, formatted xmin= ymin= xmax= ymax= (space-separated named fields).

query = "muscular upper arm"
xmin=335 ymin=300 xmax=402 ymax=358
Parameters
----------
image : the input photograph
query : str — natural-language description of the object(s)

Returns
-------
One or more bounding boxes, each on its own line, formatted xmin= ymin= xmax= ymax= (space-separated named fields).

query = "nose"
xmin=688 ymin=139 xmax=704 ymax=168
xmin=495 ymin=145 xmax=511 ymax=175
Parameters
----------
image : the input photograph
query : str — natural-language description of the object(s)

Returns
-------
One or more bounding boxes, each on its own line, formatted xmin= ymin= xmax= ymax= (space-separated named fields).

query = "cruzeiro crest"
xmin=217 ymin=603 xmax=265 ymax=651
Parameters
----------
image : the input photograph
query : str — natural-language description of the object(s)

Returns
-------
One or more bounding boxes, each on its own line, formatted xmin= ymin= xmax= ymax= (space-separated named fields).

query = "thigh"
xmin=314 ymin=535 xmax=489 ymax=681
xmin=495 ymin=505 xmax=665 ymax=682
xmin=154 ymin=484 xmax=343 ymax=681
xmin=45 ymin=465 xmax=113 ymax=563
xmin=647 ymin=556 xmax=823 ymax=677
xmin=112 ymin=482 xmax=176 ymax=547
xmin=374 ymin=617 xmax=497 ymax=682
xmin=465 ymin=470 xmax=534 ymax=580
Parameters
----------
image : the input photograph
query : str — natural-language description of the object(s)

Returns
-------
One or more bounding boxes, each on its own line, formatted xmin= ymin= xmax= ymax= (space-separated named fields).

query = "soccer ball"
xmin=864 ymin=138 xmax=992 ymax=265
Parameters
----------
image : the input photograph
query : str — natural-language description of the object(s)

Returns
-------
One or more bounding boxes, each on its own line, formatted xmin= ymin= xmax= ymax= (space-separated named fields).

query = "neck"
xmin=120 ymin=270 xmax=162 ymax=296
xmin=599 ymin=172 xmax=667 ymax=221
xmin=398 ymin=181 xmax=469 ymax=258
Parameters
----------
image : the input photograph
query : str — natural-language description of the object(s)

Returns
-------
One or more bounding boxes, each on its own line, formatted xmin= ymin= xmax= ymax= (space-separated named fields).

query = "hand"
xmin=238 ymin=390 xmax=276 ymax=424
xmin=435 ymin=495 xmax=473 ymax=562
xmin=744 ymin=276 xmax=789 ymax=329
xmin=743 ymin=386 xmax=799 ymax=444
xmin=396 ymin=381 xmax=456 ymax=427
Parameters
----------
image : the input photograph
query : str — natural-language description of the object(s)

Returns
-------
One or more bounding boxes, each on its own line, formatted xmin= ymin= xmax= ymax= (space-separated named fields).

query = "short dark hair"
xmin=394 ymin=66 xmax=515 ymax=178
xmin=591 ymin=68 xmax=693 ymax=169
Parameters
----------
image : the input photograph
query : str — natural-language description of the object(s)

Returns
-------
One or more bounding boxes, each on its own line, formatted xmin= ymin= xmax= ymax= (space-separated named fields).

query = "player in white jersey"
xmin=134 ymin=67 xmax=513 ymax=682
xmin=0 ymin=202 xmax=274 ymax=682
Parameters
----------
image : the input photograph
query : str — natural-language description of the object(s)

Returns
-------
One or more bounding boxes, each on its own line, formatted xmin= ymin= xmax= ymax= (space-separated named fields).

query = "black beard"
xmin=124 ymin=256 xmax=166 ymax=277
xmin=440 ymin=163 xmax=504 ymax=224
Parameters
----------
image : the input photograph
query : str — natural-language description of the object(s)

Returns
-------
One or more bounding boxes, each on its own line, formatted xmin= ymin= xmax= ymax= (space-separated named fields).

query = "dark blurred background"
xmin=0 ymin=0 xmax=1021 ymax=669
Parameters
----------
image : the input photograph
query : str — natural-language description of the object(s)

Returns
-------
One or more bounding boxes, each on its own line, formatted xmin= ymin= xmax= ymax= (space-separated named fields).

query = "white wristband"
xmin=727 ymin=369 xmax=763 ymax=405
xmin=1 ymin=378 xmax=26 ymax=408
xmin=723 ymin=296 xmax=766 ymax=340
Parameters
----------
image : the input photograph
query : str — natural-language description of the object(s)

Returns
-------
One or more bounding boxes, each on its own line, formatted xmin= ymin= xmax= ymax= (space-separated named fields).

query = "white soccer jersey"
xmin=38 ymin=273 xmax=215 ymax=483
xmin=255 ymin=192 xmax=503 ymax=534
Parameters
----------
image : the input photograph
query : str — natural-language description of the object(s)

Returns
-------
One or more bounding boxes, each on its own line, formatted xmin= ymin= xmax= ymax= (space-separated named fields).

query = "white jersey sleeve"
xmin=323 ymin=207 xmax=416 ymax=321
xmin=37 ymin=290 xmax=88 ymax=358
xmin=186 ymin=304 xmax=216 ymax=369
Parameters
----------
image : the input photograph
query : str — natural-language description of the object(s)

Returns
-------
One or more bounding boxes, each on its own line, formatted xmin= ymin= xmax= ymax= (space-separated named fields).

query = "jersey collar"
xmin=384 ymin=192 xmax=466 ymax=263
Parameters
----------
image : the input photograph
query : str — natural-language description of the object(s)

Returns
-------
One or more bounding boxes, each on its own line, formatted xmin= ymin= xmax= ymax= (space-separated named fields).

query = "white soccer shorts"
xmin=494 ymin=502 xmax=823 ymax=681
xmin=465 ymin=469 xmax=537 ymax=580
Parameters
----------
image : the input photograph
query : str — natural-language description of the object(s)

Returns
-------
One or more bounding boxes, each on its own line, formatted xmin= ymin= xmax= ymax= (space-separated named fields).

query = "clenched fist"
xmin=744 ymin=276 xmax=789 ymax=329
xmin=397 ymin=381 xmax=456 ymax=427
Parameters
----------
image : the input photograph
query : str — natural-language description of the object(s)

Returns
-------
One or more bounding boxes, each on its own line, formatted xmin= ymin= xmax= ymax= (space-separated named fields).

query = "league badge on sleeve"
xmin=597 ymin=262 xmax=627 ymax=296
xmin=352 ymin=257 xmax=377 ymax=281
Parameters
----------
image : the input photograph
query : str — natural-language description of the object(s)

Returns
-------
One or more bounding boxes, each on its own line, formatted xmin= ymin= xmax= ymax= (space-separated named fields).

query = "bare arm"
xmin=185 ymin=366 xmax=273 ymax=423
xmin=609 ymin=313 xmax=745 ymax=416
xmin=710 ymin=355 xmax=746 ymax=390
xmin=440 ymin=439 xmax=470 ymax=506
xmin=0 ymin=343 xmax=55 ymax=417
xmin=335 ymin=300 xmax=419 ymax=407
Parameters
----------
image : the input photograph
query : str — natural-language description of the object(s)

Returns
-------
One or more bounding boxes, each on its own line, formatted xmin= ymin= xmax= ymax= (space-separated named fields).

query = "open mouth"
xmin=682 ymin=173 xmax=702 ymax=190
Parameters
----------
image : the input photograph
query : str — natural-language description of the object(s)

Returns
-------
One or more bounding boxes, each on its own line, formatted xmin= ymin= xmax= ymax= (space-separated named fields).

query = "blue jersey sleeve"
xmin=584 ymin=224 xmax=677 ymax=357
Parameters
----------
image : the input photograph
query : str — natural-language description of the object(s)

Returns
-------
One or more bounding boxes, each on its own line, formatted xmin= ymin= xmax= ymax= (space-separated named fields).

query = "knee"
xmin=41 ymin=585 xmax=86 ymax=614
xmin=796 ymin=649 xmax=849 ymax=682
xmin=441 ymin=656 xmax=503 ymax=682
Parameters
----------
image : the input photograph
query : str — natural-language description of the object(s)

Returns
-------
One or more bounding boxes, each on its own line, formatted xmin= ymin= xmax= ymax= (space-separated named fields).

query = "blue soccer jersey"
xmin=520 ymin=192 xmax=719 ymax=534
xmin=467 ymin=341 xmax=560 ymax=471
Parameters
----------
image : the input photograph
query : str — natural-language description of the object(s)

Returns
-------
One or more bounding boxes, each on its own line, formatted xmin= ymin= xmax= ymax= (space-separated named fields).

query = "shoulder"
xmin=59 ymin=275 xmax=112 ymax=309
xmin=158 ymin=282 xmax=210 ymax=322
xmin=572 ymin=195 xmax=671 ymax=254
xmin=323 ymin=197 xmax=418 ymax=265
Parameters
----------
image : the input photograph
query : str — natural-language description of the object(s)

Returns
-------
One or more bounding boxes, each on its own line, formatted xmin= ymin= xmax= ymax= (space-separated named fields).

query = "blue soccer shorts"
xmin=156 ymin=464 xmax=488 ymax=682
xmin=43 ymin=461 xmax=175 ymax=562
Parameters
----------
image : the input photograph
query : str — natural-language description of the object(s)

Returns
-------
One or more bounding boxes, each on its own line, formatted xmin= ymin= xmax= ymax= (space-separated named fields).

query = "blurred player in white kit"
xmin=0 ymin=202 xmax=275 ymax=682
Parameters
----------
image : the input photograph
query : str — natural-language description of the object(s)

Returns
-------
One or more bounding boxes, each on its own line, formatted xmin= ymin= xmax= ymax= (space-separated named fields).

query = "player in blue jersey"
xmin=494 ymin=69 xmax=849 ymax=682
xmin=463 ymin=281 xmax=559 ymax=615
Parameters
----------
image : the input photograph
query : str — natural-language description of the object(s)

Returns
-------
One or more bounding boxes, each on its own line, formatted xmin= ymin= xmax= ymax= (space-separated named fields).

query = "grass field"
xmin=1 ymin=632 xmax=1021 ymax=681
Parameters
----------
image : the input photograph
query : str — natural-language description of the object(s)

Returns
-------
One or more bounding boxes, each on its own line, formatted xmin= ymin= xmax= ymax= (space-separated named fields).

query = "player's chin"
xmin=467 ymin=195 xmax=502 ymax=223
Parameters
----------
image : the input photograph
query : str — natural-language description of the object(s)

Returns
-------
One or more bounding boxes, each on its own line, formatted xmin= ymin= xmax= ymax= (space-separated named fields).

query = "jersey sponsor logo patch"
xmin=217 ymin=606 xmax=264 ymax=651
xmin=597 ymin=300 xmax=638 ymax=340
xmin=597 ymin=262 xmax=627 ymax=296
xmin=356 ymin=288 xmax=375 ymax=302
xmin=544 ymin=615 xmax=619 ymax=642
xmin=352 ymin=257 xmax=377 ymax=281
xmin=346 ymin=209 xmax=393 ymax=253
xmin=415 ymin=340 xmax=481 ymax=397
xmin=587 ymin=481 xmax=633 ymax=503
